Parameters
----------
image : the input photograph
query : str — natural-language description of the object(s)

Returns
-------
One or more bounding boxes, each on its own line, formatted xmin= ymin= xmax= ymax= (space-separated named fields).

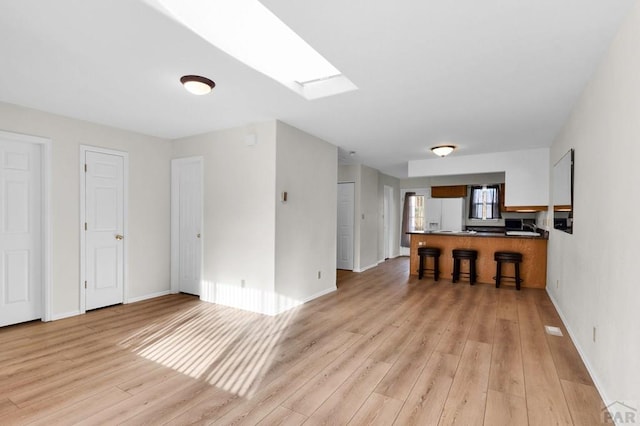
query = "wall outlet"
xmin=593 ymin=326 xmax=597 ymax=342
xmin=317 ymin=271 xmax=321 ymax=279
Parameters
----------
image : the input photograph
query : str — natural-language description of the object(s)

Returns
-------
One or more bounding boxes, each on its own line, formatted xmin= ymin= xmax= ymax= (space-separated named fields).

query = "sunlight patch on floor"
xmin=119 ymin=301 xmax=298 ymax=398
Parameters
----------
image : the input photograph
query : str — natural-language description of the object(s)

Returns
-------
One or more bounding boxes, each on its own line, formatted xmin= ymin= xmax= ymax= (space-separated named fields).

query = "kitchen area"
xmin=402 ymin=175 xmax=550 ymax=288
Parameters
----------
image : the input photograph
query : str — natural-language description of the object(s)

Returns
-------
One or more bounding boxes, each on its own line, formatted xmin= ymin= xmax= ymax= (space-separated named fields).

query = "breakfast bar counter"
xmin=408 ymin=231 xmax=548 ymax=288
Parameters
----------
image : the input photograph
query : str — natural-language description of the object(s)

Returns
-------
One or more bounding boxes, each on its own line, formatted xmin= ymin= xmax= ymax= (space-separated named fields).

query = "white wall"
xmin=0 ymin=102 xmax=172 ymax=317
xmin=359 ymin=165 xmax=379 ymax=271
xmin=275 ymin=122 xmax=337 ymax=301
xmin=401 ymin=173 xmax=505 ymax=189
xmin=172 ymin=122 xmax=278 ymax=311
xmin=547 ymin=3 xmax=640 ymax=406
xmin=408 ymin=148 xmax=549 ymax=206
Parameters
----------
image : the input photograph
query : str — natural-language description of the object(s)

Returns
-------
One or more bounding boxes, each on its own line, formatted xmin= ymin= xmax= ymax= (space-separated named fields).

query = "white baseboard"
xmin=354 ymin=263 xmax=378 ymax=273
xmin=201 ymin=281 xmax=339 ymax=316
xmin=51 ymin=310 xmax=81 ymax=321
xmin=377 ymin=254 xmax=402 ymax=264
xmin=546 ymin=290 xmax=613 ymax=410
xmin=126 ymin=290 xmax=171 ymax=304
xmin=301 ymin=286 xmax=337 ymax=304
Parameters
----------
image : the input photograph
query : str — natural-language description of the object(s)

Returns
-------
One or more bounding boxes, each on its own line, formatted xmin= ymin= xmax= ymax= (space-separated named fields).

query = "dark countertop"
xmin=407 ymin=230 xmax=549 ymax=240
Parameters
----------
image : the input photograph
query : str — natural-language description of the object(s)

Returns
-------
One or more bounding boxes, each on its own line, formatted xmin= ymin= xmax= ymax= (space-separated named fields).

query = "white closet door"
xmin=84 ymin=150 xmax=125 ymax=310
xmin=337 ymin=182 xmax=354 ymax=270
xmin=172 ymin=157 xmax=203 ymax=296
xmin=0 ymin=139 xmax=42 ymax=327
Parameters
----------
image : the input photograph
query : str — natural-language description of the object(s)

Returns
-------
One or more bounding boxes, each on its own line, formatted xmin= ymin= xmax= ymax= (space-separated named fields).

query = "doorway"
xmin=337 ymin=182 xmax=354 ymax=270
xmin=171 ymin=157 xmax=203 ymax=296
xmin=80 ymin=146 xmax=127 ymax=311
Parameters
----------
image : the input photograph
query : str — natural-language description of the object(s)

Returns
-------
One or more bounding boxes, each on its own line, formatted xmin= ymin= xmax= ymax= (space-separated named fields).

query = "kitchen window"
xmin=469 ymin=185 xmax=501 ymax=220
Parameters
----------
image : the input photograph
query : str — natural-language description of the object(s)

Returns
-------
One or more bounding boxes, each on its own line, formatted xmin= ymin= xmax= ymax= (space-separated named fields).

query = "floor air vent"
xmin=544 ymin=325 xmax=563 ymax=336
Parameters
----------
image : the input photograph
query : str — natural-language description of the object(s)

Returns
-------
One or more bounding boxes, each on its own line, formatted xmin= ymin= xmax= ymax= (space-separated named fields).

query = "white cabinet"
xmin=503 ymin=150 xmax=549 ymax=207
xmin=425 ymin=197 xmax=465 ymax=231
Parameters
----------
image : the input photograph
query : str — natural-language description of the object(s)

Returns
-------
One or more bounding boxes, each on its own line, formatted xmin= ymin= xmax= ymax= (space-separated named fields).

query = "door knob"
xmin=115 ymin=234 xmax=124 ymax=240
xmin=196 ymin=233 xmax=201 ymax=239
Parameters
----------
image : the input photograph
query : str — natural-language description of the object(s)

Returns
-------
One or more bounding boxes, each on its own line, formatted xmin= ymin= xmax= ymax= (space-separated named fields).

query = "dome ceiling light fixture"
xmin=431 ymin=145 xmax=456 ymax=157
xmin=180 ymin=75 xmax=216 ymax=95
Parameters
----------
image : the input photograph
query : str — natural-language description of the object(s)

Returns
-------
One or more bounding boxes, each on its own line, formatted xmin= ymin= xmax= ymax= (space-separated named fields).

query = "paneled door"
xmin=83 ymin=149 xmax=125 ymax=310
xmin=0 ymin=139 xmax=42 ymax=327
xmin=337 ymin=182 xmax=354 ymax=270
xmin=171 ymin=157 xmax=202 ymax=296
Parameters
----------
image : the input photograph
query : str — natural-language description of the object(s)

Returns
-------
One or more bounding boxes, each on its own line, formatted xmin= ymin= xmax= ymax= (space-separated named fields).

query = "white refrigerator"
xmin=426 ymin=197 xmax=466 ymax=231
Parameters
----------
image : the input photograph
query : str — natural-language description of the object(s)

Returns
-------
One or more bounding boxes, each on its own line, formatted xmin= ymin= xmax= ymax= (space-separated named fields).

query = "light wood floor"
xmin=0 ymin=257 xmax=606 ymax=425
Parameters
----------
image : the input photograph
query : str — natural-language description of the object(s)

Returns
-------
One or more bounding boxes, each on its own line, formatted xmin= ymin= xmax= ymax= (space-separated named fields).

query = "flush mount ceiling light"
xmin=431 ymin=145 xmax=456 ymax=157
xmin=180 ymin=75 xmax=215 ymax=95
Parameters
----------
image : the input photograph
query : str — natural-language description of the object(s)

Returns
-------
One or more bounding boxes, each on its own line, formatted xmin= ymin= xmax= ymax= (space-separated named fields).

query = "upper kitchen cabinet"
xmin=431 ymin=185 xmax=468 ymax=198
xmin=502 ymin=150 xmax=549 ymax=209
xmin=501 ymin=183 xmax=548 ymax=212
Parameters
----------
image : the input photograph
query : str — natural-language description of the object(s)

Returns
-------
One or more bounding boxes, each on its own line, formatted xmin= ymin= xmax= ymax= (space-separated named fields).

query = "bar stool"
xmin=452 ymin=249 xmax=478 ymax=285
xmin=494 ymin=251 xmax=523 ymax=290
xmin=417 ymin=247 xmax=441 ymax=280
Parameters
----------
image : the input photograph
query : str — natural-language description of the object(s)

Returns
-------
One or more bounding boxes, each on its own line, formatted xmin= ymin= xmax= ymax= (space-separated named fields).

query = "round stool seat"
xmin=494 ymin=251 xmax=523 ymax=262
xmin=452 ymin=249 xmax=478 ymax=260
xmin=418 ymin=247 xmax=441 ymax=257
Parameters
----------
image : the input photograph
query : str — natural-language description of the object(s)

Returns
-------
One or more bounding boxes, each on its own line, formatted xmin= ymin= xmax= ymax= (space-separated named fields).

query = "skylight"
xmin=152 ymin=0 xmax=357 ymax=100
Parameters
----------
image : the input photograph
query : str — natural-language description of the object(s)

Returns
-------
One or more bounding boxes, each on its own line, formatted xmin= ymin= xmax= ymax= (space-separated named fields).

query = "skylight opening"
xmin=296 ymin=74 xmax=344 ymax=86
xmin=152 ymin=0 xmax=357 ymax=100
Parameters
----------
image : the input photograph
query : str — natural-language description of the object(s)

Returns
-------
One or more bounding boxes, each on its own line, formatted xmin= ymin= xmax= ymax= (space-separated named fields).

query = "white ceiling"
xmin=0 ymin=0 xmax=634 ymax=177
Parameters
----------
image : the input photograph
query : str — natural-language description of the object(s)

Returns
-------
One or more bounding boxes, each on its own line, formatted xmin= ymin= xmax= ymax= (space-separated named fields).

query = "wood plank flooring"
xmin=0 ymin=257 xmax=607 ymax=425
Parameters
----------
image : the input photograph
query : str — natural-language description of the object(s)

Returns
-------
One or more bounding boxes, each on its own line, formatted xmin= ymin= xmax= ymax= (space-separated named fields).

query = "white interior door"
xmin=337 ymin=182 xmax=354 ymax=270
xmin=171 ymin=158 xmax=202 ymax=296
xmin=0 ymin=139 xmax=42 ymax=327
xmin=84 ymin=150 xmax=125 ymax=310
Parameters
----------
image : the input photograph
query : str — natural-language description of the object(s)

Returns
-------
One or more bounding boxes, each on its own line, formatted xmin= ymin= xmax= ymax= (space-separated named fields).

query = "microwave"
xmin=505 ymin=219 xmax=523 ymax=231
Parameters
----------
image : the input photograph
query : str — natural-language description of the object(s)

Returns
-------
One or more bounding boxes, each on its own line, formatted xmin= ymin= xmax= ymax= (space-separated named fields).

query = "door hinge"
xmin=84 ymin=280 xmax=87 ymax=289
xmin=84 ymin=164 xmax=87 ymax=172
xmin=84 ymin=222 xmax=87 ymax=231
